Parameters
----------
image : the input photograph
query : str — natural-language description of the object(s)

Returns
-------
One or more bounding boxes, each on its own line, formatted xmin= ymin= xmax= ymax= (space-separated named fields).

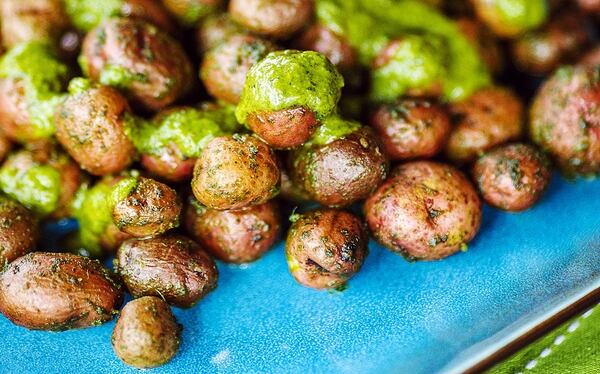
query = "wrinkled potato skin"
xmin=365 ymin=161 xmax=482 ymax=261
xmin=185 ymin=199 xmax=280 ymax=263
xmin=247 ymin=107 xmax=318 ymax=150
xmin=370 ymin=99 xmax=451 ymax=161
xmin=0 ymin=252 xmax=124 ymax=330
xmin=512 ymin=12 xmax=589 ymax=75
xmin=530 ymin=66 xmax=600 ymax=176
xmin=113 ymin=177 xmax=182 ymax=237
xmin=0 ymin=196 xmax=38 ymax=265
xmin=192 ymin=135 xmax=280 ymax=210
xmin=285 ymin=209 xmax=367 ymax=289
xmin=56 ymin=85 xmax=137 ymax=176
xmin=456 ymin=18 xmax=503 ymax=74
xmin=0 ymin=0 xmax=68 ymax=48
xmin=473 ymin=143 xmax=552 ymax=211
xmin=82 ymin=18 xmax=193 ymax=111
xmin=196 ymin=14 xmax=244 ymax=52
xmin=295 ymin=24 xmax=356 ymax=71
xmin=229 ymin=0 xmax=312 ymax=39
xmin=116 ymin=235 xmax=218 ymax=307
xmin=445 ymin=86 xmax=523 ymax=165
xmin=291 ymin=127 xmax=389 ymax=207
xmin=201 ymin=34 xmax=277 ymax=104
xmin=112 ymin=296 xmax=180 ymax=369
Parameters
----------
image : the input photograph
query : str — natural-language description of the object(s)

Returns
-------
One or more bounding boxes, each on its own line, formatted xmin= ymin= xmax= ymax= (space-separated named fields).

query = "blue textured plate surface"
xmin=1 ymin=175 xmax=599 ymax=374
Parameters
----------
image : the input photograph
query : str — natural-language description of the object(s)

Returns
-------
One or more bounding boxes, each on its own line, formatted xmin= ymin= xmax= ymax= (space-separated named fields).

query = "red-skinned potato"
xmin=229 ymin=0 xmax=313 ymax=39
xmin=0 ymin=195 xmax=38 ymax=265
xmin=0 ymin=0 xmax=69 ymax=48
xmin=295 ymin=24 xmax=356 ymax=71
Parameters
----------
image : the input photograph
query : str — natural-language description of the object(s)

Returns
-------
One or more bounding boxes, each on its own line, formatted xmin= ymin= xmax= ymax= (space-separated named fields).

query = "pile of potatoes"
xmin=0 ymin=0 xmax=599 ymax=369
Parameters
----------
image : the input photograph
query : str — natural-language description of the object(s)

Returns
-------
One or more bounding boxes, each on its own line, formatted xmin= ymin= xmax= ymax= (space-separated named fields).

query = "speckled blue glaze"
xmin=1 ymin=175 xmax=599 ymax=374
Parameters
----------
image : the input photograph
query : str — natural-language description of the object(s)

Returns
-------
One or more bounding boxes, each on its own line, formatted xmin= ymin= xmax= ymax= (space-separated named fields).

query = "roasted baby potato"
xmin=295 ymin=23 xmax=357 ymax=72
xmin=365 ymin=161 xmax=482 ymax=261
xmin=473 ymin=143 xmax=552 ymax=211
xmin=285 ymin=209 xmax=367 ymax=290
xmin=185 ymin=198 xmax=280 ymax=263
xmin=112 ymin=296 xmax=181 ymax=369
xmin=195 ymin=13 xmax=245 ymax=53
xmin=229 ymin=0 xmax=312 ymax=39
xmin=116 ymin=234 xmax=218 ymax=307
xmin=191 ymin=134 xmax=280 ymax=210
xmin=161 ymin=0 xmax=222 ymax=26
xmin=0 ymin=195 xmax=38 ymax=265
xmin=0 ymin=252 xmax=123 ymax=330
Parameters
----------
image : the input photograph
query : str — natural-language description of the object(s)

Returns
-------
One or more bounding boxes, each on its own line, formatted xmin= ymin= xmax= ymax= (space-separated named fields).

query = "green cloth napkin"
xmin=487 ymin=303 xmax=600 ymax=374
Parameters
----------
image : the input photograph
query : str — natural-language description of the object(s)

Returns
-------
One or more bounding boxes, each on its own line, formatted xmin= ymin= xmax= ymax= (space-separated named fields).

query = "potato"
xmin=112 ymin=296 xmax=180 ymax=369
xmin=529 ymin=66 xmax=600 ymax=176
xmin=229 ymin=0 xmax=312 ymax=39
xmin=473 ymin=143 xmax=552 ymax=211
xmin=111 ymin=176 xmax=182 ymax=237
xmin=365 ymin=161 xmax=482 ymax=261
xmin=185 ymin=198 xmax=280 ymax=263
xmin=470 ymin=0 xmax=547 ymax=37
xmin=285 ymin=209 xmax=367 ymax=290
xmin=369 ymin=98 xmax=451 ymax=161
xmin=200 ymin=34 xmax=277 ymax=104
xmin=294 ymin=24 xmax=356 ymax=71
xmin=456 ymin=18 xmax=504 ymax=74
xmin=0 ymin=196 xmax=38 ymax=265
xmin=196 ymin=14 xmax=244 ymax=53
xmin=0 ymin=252 xmax=123 ymax=330
xmin=161 ymin=0 xmax=223 ymax=26
xmin=115 ymin=234 xmax=218 ymax=307
xmin=191 ymin=134 xmax=280 ymax=210
xmin=81 ymin=18 xmax=193 ymax=111
xmin=55 ymin=80 xmax=137 ymax=176
xmin=445 ymin=86 xmax=523 ymax=165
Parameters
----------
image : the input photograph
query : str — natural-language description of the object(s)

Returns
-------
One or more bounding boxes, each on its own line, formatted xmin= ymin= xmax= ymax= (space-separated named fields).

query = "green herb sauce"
xmin=64 ymin=0 xmax=124 ymax=31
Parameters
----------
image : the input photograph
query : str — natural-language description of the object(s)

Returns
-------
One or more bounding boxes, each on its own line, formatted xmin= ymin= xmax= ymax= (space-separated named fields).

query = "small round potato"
xmin=365 ymin=161 xmax=482 ymax=261
xmin=0 ymin=252 xmax=124 ymax=330
xmin=161 ymin=0 xmax=222 ymax=26
xmin=81 ymin=18 xmax=194 ymax=111
xmin=530 ymin=66 xmax=600 ymax=176
xmin=285 ymin=209 xmax=367 ymax=290
xmin=369 ymin=98 xmax=451 ymax=161
xmin=185 ymin=198 xmax=280 ymax=263
xmin=140 ymin=144 xmax=197 ymax=183
xmin=295 ymin=24 xmax=356 ymax=71
xmin=111 ymin=176 xmax=182 ymax=237
xmin=112 ymin=296 xmax=181 ymax=369
xmin=511 ymin=12 xmax=590 ymax=75
xmin=473 ymin=143 xmax=552 ymax=211
xmin=0 ymin=196 xmax=38 ymax=265
xmin=55 ymin=80 xmax=137 ymax=176
xmin=200 ymin=34 xmax=277 ymax=104
xmin=445 ymin=86 xmax=524 ymax=165
xmin=0 ymin=0 xmax=69 ymax=49
xmin=192 ymin=134 xmax=280 ymax=210
xmin=229 ymin=0 xmax=312 ymax=39
xmin=196 ymin=14 xmax=245 ymax=53
xmin=116 ymin=234 xmax=218 ymax=307
xmin=291 ymin=127 xmax=389 ymax=207
xmin=577 ymin=0 xmax=600 ymax=12
xmin=279 ymin=165 xmax=310 ymax=203
xmin=470 ymin=0 xmax=548 ymax=37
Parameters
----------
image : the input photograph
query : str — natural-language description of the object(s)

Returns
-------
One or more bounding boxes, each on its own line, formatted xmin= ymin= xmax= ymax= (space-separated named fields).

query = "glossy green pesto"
xmin=236 ymin=50 xmax=344 ymax=124
xmin=308 ymin=116 xmax=361 ymax=146
xmin=0 ymin=42 xmax=68 ymax=139
xmin=200 ymin=103 xmax=242 ymax=133
xmin=110 ymin=176 xmax=138 ymax=208
xmin=371 ymin=35 xmax=446 ymax=102
xmin=99 ymin=64 xmax=149 ymax=90
xmin=64 ymin=0 xmax=124 ymax=31
xmin=315 ymin=0 xmax=490 ymax=101
xmin=0 ymin=162 xmax=61 ymax=216
xmin=67 ymin=77 xmax=93 ymax=94
xmin=492 ymin=0 xmax=547 ymax=33
xmin=128 ymin=107 xmax=226 ymax=158
xmin=177 ymin=1 xmax=218 ymax=26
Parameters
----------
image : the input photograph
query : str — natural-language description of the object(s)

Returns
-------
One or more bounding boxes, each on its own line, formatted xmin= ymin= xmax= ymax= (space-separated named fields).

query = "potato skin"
xmin=112 ymin=296 xmax=180 ymax=369
xmin=291 ymin=127 xmax=389 ymax=207
xmin=81 ymin=18 xmax=193 ymax=111
xmin=55 ymin=85 xmax=137 ymax=176
xmin=473 ymin=143 xmax=551 ymax=211
xmin=229 ymin=0 xmax=312 ymax=39
xmin=192 ymin=135 xmax=280 ymax=210
xmin=0 ymin=252 xmax=124 ymax=330
xmin=115 ymin=234 xmax=218 ymax=307
xmin=0 ymin=196 xmax=38 ymax=265
xmin=185 ymin=199 xmax=280 ymax=263
xmin=247 ymin=107 xmax=319 ymax=150
xmin=196 ymin=14 xmax=244 ymax=53
xmin=529 ymin=66 xmax=600 ymax=176
xmin=295 ymin=24 xmax=356 ymax=71
xmin=369 ymin=99 xmax=451 ymax=161
xmin=201 ymin=34 xmax=276 ymax=104
xmin=112 ymin=177 xmax=182 ymax=237
xmin=364 ymin=161 xmax=482 ymax=261
xmin=285 ymin=209 xmax=367 ymax=290
xmin=140 ymin=144 xmax=197 ymax=183
xmin=0 ymin=78 xmax=36 ymax=142
xmin=0 ymin=0 xmax=68 ymax=48
xmin=445 ymin=86 xmax=523 ymax=165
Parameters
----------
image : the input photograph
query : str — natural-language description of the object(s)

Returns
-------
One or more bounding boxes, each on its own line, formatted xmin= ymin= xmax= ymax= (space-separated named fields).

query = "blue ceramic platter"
xmin=1 ymin=175 xmax=599 ymax=374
